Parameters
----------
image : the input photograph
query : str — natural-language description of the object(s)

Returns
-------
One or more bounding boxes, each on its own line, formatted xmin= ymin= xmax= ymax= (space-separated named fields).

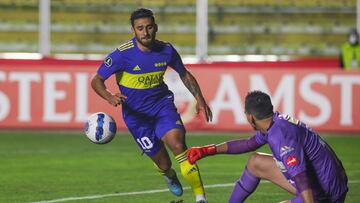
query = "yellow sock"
xmin=175 ymin=150 xmax=205 ymax=197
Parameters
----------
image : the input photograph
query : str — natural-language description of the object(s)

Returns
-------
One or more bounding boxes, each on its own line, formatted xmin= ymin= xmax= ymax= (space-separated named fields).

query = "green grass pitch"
xmin=0 ymin=131 xmax=359 ymax=203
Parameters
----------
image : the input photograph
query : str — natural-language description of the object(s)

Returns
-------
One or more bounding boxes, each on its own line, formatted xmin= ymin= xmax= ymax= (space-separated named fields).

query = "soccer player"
xmin=187 ymin=91 xmax=348 ymax=203
xmin=91 ymin=8 xmax=212 ymax=203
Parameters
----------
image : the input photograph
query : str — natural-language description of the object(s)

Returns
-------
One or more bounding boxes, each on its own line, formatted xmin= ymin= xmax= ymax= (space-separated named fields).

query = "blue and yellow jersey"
xmin=97 ymin=37 xmax=186 ymax=115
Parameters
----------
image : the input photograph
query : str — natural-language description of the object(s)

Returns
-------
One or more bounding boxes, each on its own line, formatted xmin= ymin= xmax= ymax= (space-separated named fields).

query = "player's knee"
xmin=162 ymin=129 xmax=186 ymax=155
xmin=246 ymin=152 xmax=262 ymax=176
xmin=170 ymin=142 xmax=187 ymax=156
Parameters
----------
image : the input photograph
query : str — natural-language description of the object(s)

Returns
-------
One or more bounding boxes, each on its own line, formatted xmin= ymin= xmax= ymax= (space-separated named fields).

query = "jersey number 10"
xmin=136 ymin=137 xmax=154 ymax=150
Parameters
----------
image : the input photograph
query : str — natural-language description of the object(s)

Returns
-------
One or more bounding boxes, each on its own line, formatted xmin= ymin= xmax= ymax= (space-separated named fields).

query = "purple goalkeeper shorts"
xmin=291 ymin=192 xmax=346 ymax=203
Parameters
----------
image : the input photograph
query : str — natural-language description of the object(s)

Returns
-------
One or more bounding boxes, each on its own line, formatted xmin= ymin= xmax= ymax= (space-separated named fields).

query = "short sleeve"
xmin=97 ymin=49 xmax=124 ymax=80
xmin=168 ymin=45 xmax=186 ymax=75
xmin=270 ymin=127 xmax=306 ymax=178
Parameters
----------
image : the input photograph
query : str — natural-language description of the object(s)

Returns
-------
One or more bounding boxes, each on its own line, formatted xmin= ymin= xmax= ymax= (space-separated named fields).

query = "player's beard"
xmin=136 ymin=33 xmax=156 ymax=48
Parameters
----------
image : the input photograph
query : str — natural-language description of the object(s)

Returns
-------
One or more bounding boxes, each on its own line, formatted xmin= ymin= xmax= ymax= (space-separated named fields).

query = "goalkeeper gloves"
xmin=186 ymin=144 xmax=217 ymax=164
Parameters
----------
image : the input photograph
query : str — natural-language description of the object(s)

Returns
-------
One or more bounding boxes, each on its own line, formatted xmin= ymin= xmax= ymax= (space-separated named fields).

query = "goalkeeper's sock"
xmin=229 ymin=166 xmax=260 ymax=203
xmin=175 ymin=150 xmax=206 ymax=202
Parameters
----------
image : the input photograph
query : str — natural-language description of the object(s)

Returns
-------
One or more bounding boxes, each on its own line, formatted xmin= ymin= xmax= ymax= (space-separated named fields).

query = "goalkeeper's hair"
xmin=245 ymin=90 xmax=274 ymax=120
xmin=130 ymin=8 xmax=155 ymax=27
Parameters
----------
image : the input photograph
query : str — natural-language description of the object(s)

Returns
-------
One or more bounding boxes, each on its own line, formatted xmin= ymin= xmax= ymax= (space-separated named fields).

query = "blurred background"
xmin=0 ymin=0 xmax=359 ymax=130
xmin=0 ymin=0 xmax=356 ymax=59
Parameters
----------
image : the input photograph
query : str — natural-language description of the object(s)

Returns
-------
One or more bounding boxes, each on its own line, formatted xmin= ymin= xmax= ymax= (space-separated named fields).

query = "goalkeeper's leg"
xmin=229 ymin=152 xmax=296 ymax=203
xmin=246 ymin=152 xmax=296 ymax=194
xmin=162 ymin=129 xmax=207 ymax=203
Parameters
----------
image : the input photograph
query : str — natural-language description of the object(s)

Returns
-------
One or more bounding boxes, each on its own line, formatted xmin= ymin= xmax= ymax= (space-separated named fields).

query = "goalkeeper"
xmin=187 ymin=90 xmax=348 ymax=203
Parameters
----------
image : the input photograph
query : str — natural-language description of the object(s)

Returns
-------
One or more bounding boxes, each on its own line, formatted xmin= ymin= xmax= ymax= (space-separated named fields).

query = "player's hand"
xmin=108 ymin=93 xmax=127 ymax=107
xmin=196 ymin=99 xmax=213 ymax=122
xmin=186 ymin=144 xmax=216 ymax=164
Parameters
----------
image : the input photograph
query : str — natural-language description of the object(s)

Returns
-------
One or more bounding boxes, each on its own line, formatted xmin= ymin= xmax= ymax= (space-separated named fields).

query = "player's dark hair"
xmin=130 ymin=8 xmax=155 ymax=27
xmin=245 ymin=90 xmax=274 ymax=120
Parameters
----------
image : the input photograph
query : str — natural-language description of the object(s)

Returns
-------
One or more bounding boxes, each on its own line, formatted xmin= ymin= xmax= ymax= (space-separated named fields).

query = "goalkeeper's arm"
xmin=186 ymin=136 xmax=263 ymax=164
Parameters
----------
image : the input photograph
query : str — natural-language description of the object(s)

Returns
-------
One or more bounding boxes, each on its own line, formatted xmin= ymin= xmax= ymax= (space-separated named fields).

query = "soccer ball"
xmin=84 ymin=112 xmax=117 ymax=144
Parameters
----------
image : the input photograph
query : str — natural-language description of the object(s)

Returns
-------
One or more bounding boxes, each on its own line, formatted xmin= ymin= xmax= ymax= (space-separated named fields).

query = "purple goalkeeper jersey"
xmin=254 ymin=112 xmax=348 ymax=202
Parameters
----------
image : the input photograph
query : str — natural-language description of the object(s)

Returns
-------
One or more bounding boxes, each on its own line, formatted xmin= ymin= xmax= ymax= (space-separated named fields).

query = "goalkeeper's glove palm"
xmin=186 ymin=144 xmax=216 ymax=164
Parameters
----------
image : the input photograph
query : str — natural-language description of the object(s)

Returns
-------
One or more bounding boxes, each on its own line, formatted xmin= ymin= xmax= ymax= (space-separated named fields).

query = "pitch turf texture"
xmin=0 ymin=131 xmax=359 ymax=203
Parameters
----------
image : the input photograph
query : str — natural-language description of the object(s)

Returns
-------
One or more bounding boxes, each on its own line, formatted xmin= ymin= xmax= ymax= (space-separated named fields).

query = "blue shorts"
xmin=123 ymin=103 xmax=185 ymax=156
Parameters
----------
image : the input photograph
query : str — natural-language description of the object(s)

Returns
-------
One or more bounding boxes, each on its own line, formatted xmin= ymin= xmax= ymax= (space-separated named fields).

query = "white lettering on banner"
xmin=0 ymin=69 xmax=357 ymax=131
xmin=9 ymin=72 xmax=41 ymax=122
xmin=43 ymin=73 xmax=72 ymax=122
xmin=0 ymin=71 xmax=10 ymax=121
xmin=331 ymin=75 xmax=360 ymax=125
xmin=75 ymin=73 xmax=91 ymax=122
xmin=299 ymin=74 xmax=331 ymax=126
xmin=210 ymin=74 xmax=246 ymax=124
xmin=250 ymin=74 xmax=295 ymax=116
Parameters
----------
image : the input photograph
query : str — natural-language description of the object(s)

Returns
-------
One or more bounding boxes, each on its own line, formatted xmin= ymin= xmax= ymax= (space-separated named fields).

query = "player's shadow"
xmin=169 ymin=200 xmax=183 ymax=203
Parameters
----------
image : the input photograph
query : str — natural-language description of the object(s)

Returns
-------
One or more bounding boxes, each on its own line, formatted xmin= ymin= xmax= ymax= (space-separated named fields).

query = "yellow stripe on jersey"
xmin=119 ymin=44 xmax=134 ymax=51
xmin=116 ymin=71 xmax=165 ymax=89
xmin=118 ymin=41 xmax=134 ymax=51
xmin=118 ymin=40 xmax=132 ymax=48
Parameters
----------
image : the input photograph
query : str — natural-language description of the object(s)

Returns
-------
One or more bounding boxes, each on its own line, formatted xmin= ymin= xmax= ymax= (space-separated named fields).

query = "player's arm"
xmin=300 ymin=189 xmax=314 ymax=203
xmin=180 ymin=69 xmax=212 ymax=122
xmin=187 ymin=136 xmax=264 ymax=164
xmin=91 ymin=74 xmax=126 ymax=107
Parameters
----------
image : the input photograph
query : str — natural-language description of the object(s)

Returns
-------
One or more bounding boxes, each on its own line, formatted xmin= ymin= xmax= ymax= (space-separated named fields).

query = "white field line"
xmin=30 ymin=180 xmax=360 ymax=203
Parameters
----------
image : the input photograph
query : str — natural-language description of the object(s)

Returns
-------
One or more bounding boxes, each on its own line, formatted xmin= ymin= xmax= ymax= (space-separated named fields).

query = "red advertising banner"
xmin=0 ymin=59 xmax=359 ymax=132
